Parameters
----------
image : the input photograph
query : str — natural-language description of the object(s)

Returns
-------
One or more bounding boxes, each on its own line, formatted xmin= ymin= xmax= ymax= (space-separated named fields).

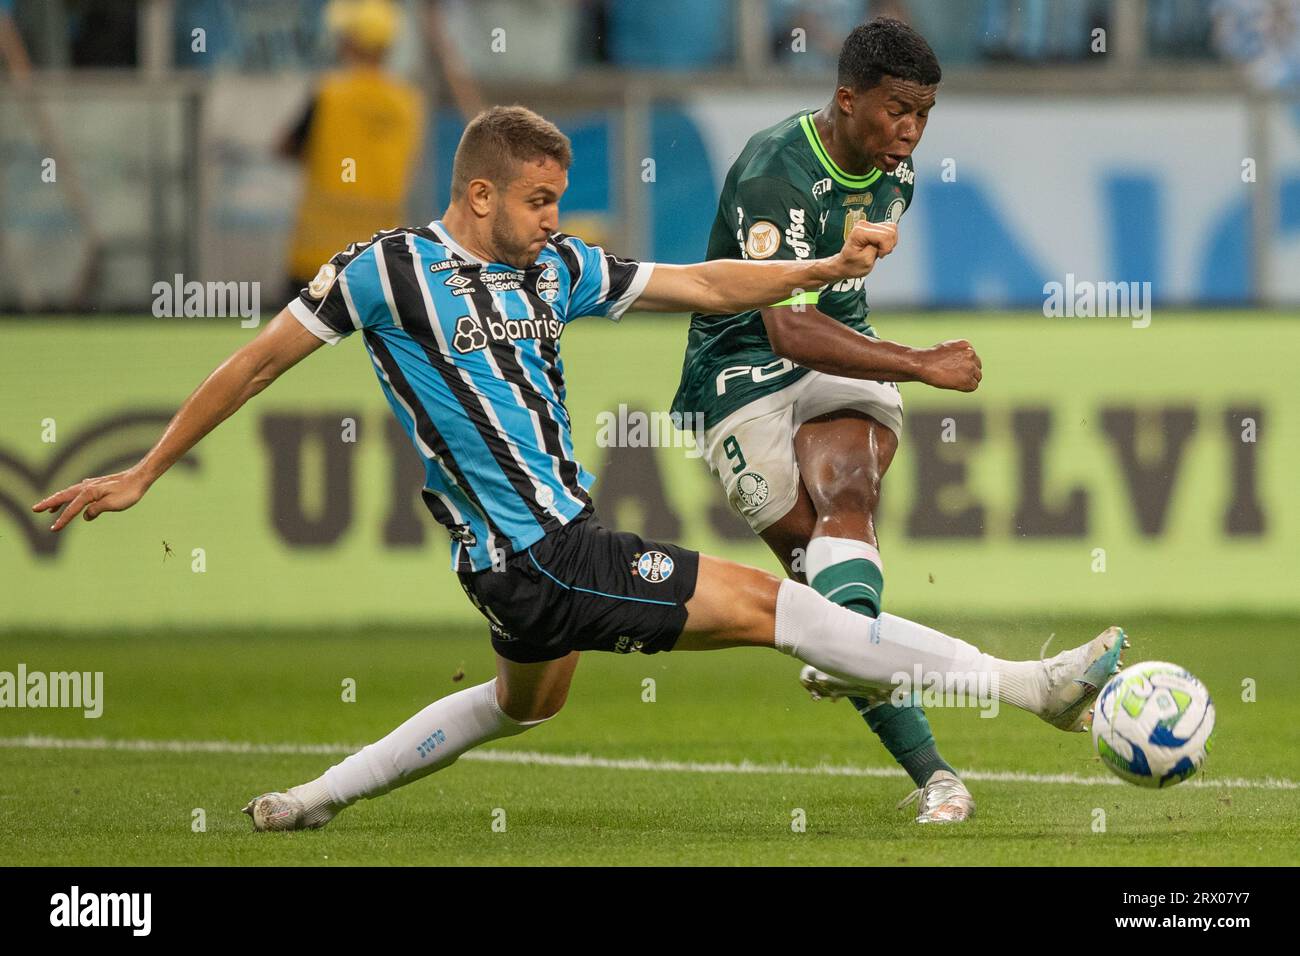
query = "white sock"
xmin=289 ymin=679 xmax=549 ymax=822
xmin=804 ymin=536 xmax=883 ymax=580
xmin=772 ymin=579 xmax=1042 ymax=711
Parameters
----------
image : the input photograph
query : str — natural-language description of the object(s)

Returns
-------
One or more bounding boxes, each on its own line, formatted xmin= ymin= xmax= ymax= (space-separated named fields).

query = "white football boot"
xmin=242 ymin=789 xmax=335 ymax=832
xmin=898 ymin=770 xmax=976 ymax=824
xmin=798 ymin=625 xmax=1129 ymax=733
xmin=796 ymin=678 xmax=976 ymax=823
xmin=1036 ymin=625 xmax=1128 ymax=732
xmin=799 ymin=666 xmax=881 ymax=703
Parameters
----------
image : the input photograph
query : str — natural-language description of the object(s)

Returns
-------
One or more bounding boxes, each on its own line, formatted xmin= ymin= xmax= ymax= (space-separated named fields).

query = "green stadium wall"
xmin=2 ymin=314 xmax=1296 ymax=629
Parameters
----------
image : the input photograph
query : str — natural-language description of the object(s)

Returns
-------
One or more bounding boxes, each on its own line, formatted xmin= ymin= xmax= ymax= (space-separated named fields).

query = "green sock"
xmin=807 ymin=548 xmax=955 ymax=788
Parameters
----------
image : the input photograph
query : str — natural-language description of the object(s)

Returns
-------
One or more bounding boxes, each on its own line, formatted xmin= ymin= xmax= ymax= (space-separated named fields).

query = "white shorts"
xmin=702 ymin=372 xmax=903 ymax=533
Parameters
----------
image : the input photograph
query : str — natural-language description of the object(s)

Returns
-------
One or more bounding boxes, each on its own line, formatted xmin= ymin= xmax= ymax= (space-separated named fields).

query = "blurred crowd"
xmin=1 ymin=0 xmax=1296 ymax=314
xmin=1 ymin=0 xmax=1297 ymax=83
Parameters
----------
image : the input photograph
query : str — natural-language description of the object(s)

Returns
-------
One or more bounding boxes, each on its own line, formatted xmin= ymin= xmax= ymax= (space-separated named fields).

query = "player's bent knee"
xmin=497 ymin=693 xmax=565 ymax=726
xmin=497 ymin=687 xmax=568 ymax=724
xmin=493 ymin=674 xmax=570 ymax=725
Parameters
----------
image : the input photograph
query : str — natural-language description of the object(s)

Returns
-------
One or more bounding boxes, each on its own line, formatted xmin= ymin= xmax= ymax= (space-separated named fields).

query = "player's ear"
xmin=836 ymin=86 xmax=856 ymax=116
xmin=466 ymin=177 xmax=494 ymax=218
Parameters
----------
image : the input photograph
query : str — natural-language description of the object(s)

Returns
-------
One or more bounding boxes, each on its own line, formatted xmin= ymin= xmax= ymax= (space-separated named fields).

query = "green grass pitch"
xmin=1 ymin=614 xmax=1297 ymax=866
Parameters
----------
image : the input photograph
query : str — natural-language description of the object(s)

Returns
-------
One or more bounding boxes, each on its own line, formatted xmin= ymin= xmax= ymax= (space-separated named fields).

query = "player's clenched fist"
xmin=850 ymin=219 xmax=898 ymax=256
xmin=917 ymin=338 xmax=982 ymax=392
xmin=834 ymin=220 xmax=898 ymax=278
xmin=31 ymin=468 xmax=151 ymax=532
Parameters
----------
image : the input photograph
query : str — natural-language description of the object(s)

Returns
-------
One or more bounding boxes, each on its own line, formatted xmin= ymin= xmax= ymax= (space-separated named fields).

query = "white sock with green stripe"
xmin=805 ymin=536 xmax=956 ymax=786
xmin=805 ymin=536 xmax=883 ymax=614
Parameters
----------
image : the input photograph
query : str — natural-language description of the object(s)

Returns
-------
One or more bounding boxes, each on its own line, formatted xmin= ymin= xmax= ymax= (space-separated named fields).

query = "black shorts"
xmin=457 ymin=512 xmax=700 ymax=663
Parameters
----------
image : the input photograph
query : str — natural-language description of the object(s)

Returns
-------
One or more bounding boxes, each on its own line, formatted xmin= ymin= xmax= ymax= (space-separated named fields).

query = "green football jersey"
xmin=670 ymin=110 xmax=915 ymax=425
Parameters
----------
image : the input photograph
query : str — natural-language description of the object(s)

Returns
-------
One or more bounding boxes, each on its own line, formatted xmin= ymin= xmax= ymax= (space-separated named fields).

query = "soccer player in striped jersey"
xmin=33 ymin=106 xmax=1124 ymax=833
xmin=671 ymin=18 xmax=983 ymax=822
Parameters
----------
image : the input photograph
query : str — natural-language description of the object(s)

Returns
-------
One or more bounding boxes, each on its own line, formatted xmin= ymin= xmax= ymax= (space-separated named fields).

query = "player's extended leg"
xmin=244 ymin=529 xmax=1121 ymax=832
xmin=242 ymin=652 xmax=578 ymax=831
xmin=676 ymin=555 xmax=1125 ymax=732
xmin=791 ymin=410 xmax=968 ymax=818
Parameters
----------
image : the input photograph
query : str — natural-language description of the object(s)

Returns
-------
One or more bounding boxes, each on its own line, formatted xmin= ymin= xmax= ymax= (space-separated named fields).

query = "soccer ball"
xmin=1091 ymin=661 xmax=1215 ymax=789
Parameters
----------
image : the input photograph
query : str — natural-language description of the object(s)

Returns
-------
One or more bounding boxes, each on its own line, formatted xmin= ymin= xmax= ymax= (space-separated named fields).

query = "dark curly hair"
xmin=838 ymin=17 xmax=941 ymax=91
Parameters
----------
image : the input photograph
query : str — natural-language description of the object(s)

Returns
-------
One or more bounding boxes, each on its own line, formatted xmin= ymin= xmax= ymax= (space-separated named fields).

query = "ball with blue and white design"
xmin=1091 ymin=660 xmax=1215 ymax=789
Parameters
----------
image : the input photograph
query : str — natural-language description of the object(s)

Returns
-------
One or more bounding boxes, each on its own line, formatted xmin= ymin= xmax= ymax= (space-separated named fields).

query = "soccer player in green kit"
xmin=671 ymin=18 xmax=985 ymax=822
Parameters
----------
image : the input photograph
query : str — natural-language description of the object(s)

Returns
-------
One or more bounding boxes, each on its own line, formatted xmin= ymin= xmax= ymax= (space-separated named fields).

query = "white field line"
xmin=2 ymin=734 xmax=1296 ymax=791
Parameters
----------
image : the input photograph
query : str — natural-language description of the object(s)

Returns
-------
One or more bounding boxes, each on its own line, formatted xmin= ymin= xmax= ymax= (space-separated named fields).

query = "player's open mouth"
xmin=883 ymin=152 xmax=910 ymax=168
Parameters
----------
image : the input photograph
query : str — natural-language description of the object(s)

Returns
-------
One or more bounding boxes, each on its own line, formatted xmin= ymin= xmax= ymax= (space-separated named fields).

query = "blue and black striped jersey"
xmin=288 ymin=221 xmax=654 ymax=572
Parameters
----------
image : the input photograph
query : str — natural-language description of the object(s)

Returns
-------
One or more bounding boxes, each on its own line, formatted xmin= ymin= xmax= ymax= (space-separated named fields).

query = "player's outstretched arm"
xmin=31 ymin=308 xmax=324 ymax=531
xmin=729 ymin=216 xmax=979 ymax=391
xmin=631 ymin=220 xmax=896 ymax=315
xmin=762 ymin=306 xmax=982 ymax=393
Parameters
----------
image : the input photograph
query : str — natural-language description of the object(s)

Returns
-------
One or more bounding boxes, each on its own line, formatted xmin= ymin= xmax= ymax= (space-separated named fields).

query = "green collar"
xmin=800 ymin=113 xmax=882 ymax=189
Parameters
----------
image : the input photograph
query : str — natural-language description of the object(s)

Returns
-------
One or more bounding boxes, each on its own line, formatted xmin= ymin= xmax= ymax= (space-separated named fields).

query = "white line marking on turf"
xmin=2 ymin=734 xmax=1295 ymax=791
